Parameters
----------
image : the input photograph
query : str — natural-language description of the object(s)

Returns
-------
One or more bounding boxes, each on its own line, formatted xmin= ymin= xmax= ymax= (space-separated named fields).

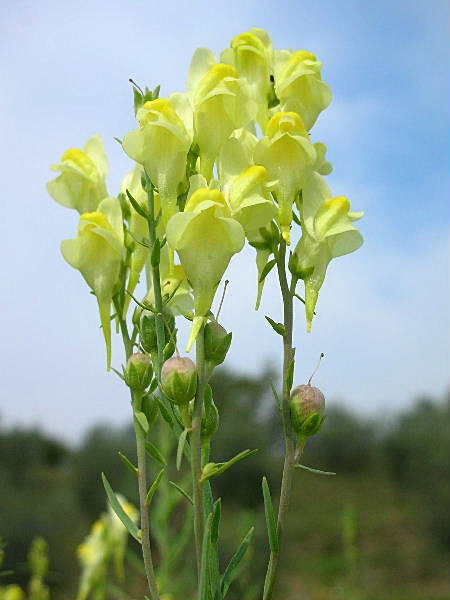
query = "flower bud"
xmin=204 ymin=321 xmax=232 ymax=369
xmin=140 ymin=309 xmax=175 ymax=353
xmin=161 ymin=357 xmax=197 ymax=406
xmin=124 ymin=353 xmax=153 ymax=391
xmin=290 ymin=384 xmax=325 ymax=437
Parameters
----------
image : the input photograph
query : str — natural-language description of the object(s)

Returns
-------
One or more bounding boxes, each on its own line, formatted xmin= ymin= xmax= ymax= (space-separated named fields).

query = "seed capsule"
xmin=290 ymin=384 xmax=325 ymax=437
xmin=161 ymin=357 xmax=197 ymax=406
xmin=124 ymin=353 xmax=153 ymax=391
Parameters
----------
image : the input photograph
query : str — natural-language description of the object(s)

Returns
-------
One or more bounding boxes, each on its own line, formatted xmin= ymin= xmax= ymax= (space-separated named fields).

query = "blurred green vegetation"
xmin=0 ymin=369 xmax=448 ymax=599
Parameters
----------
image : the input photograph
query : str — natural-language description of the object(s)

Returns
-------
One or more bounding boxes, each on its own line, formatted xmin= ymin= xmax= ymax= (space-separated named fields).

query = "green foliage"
xmin=0 ymin=383 xmax=448 ymax=599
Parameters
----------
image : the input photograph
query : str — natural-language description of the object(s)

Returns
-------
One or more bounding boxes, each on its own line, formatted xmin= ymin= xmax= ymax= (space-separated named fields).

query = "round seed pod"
xmin=290 ymin=384 xmax=325 ymax=437
xmin=161 ymin=357 xmax=197 ymax=406
xmin=124 ymin=353 xmax=153 ymax=391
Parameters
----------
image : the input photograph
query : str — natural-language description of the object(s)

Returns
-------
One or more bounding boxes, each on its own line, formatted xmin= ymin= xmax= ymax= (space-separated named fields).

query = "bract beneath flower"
xmin=47 ymin=134 xmax=108 ymax=214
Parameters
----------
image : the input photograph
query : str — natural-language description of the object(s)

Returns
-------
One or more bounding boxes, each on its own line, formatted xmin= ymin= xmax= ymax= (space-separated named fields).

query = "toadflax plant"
xmin=47 ymin=28 xmax=363 ymax=600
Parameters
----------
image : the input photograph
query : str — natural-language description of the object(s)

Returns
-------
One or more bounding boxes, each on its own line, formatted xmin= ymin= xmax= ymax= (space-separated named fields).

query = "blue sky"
xmin=0 ymin=0 xmax=448 ymax=442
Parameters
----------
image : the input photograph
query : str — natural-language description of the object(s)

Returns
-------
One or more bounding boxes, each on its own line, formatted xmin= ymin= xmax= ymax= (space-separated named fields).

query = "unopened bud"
xmin=140 ymin=309 xmax=175 ymax=353
xmin=290 ymin=384 xmax=325 ymax=437
xmin=124 ymin=353 xmax=153 ymax=391
xmin=161 ymin=357 xmax=197 ymax=406
xmin=204 ymin=321 xmax=232 ymax=369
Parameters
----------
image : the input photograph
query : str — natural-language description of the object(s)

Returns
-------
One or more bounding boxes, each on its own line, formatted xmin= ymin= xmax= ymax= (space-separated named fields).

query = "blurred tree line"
xmin=0 ymin=369 xmax=448 ymax=599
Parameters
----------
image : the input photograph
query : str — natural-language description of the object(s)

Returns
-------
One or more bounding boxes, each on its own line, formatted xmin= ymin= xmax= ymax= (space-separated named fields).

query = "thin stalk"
xmin=114 ymin=299 xmax=160 ymax=600
xmin=263 ymin=241 xmax=296 ymax=600
xmin=145 ymin=179 xmax=165 ymax=377
xmin=192 ymin=325 xmax=206 ymax=583
xmin=134 ymin=391 xmax=161 ymax=600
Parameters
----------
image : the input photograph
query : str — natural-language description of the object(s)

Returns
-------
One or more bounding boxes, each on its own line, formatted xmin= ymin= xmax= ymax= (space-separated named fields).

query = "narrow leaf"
xmin=145 ymin=468 xmax=165 ymax=505
xmin=176 ymin=429 xmax=188 ymax=471
xmin=269 ymin=379 xmax=281 ymax=412
xmin=134 ymin=411 xmax=149 ymax=433
xmin=126 ymin=189 xmax=149 ymax=220
xmin=144 ymin=441 xmax=167 ymax=466
xmin=150 ymin=239 xmax=160 ymax=267
xmin=220 ymin=527 xmax=254 ymax=598
xmin=295 ymin=464 xmax=336 ymax=476
xmin=292 ymin=210 xmax=301 ymax=226
xmin=118 ymin=452 xmax=138 ymax=477
xmin=200 ymin=449 xmax=258 ymax=483
xmin=102 ymin=473 xmax=140 ymax=542
xmin=286 ymin=355 xmax=295 ymax=392
xmin=127 ymin=230 xmax=151 ymax=248
xmin=265 ymin=316 xmax=286 ymax=336
xmin=262 ymin=477 xmax=279 ymax=554
xmin=111 ymin=367 xmax=125 ymax=381
xmin=169 ymin=481 xmax=193 ymax=505
xmin=259 ymin=258 xmax=277 ymax=283
xmin=199 ymin=514 xmax=213 ymax=600
xmin=157 ymin=398 xmax=173 ymax=425
xmin=211 ymin=498 xmax=221 ymax=545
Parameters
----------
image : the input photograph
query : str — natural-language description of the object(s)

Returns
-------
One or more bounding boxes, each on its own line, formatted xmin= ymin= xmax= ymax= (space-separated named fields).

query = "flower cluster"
xmin=47 ymin=27 xmax=363 ymax=365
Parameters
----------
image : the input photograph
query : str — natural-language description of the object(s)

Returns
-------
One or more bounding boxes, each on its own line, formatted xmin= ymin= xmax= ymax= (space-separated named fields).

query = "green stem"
xmin=133 ymin=391 xmax=161 ymax=600
xmin=114 ymin=298 xmax=160 ymax=600
xmin=145 ymin=178 xmax=165 ymax=378
xmin=263 ymin=241 xmax=296 ymax=600
xmin=192 ymin=325 xmax=206 ymax=584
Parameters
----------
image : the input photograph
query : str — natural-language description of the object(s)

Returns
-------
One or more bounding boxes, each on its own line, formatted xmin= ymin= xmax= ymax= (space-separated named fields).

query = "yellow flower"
xmin=122 ymin=95 xmax=193 ymax=228
xmin=218 ymin=129 xmax=277 ymax=235
xmin=273 ymin=50 xmax=332 ymax=130
xmin=47 ymin=134 xmax=108 ymax=214
xmin=61 ymin=197 xmax=125 ymax=369
xmin=221 ymin=28 xmax=273 ymax=129
xmin=291 ymin=174 xmax=363 ymax=330
xmin=188 ymin=48 xmax=257 ymax=180
xmin=166 ymin=188 xmax=245 ymax=350
xmin=254 ymin=111 xmax=316 ymax=244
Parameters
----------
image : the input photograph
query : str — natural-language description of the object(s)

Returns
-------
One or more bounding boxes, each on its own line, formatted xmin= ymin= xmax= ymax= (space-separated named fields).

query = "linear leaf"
xmin=200 ymin=449 xmax=258 ymax=483
xmin=176 ymin=429 xmax=188 ymax=471
xmin=126 ymin=189 xmax=149 ymax=220
xmin=169 ymin=481 xmax=193 ymax=505
xmin=265 ymin=316 xmax=286 ymax=336
xmin=118 ymin=451 xmax=138 ymax=477
xmin=262 ymin=476 xmax=279 ymax=554
xmin=102 ymin=473 xmax=140 ymax=542
xmin=295 ymin=464 xmax=336 ymax=476
xmin=144 ymin=441 xmax=167 ymax=466
xmin=145 ymin=468 xmax=165 ymax=505
xmin=134 ymin=411 xmax=149 ymax=433
xmin=220 ymin=527 xmax=254 ymax=598
xmin=286 ymin=354 xmax=295 ymax=392
xmin=259 ymin=258 xmax=277 ymax=283
xmin=199 ymin=513 xmax=213 ymax=600
xmin=269 ymin=379 xmax=281 ymax=412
